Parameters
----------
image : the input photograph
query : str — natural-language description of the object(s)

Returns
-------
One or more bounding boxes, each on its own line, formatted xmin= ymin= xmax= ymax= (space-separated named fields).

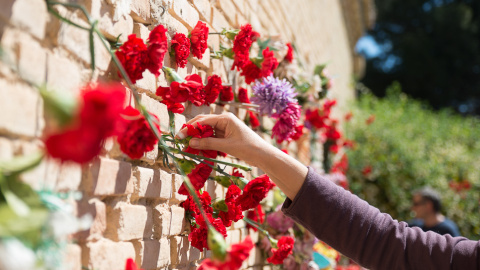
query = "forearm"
xmin=282 ymin=167 xmax=480 ymax=270
xmin=252 ymin=143 xmax=308 ymax=200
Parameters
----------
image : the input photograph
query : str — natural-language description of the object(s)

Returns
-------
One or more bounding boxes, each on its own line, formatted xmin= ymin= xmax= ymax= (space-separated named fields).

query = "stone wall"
xmin=0 ymin=0 xmax=372 ymax=269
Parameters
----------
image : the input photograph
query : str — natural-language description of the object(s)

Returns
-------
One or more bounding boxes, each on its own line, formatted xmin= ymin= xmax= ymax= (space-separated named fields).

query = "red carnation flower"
xmin=198 ymin=236 xmax=254 ymax=270
xmin=284 ymin=43 xmax=294 ymax=63
xmin=45 ymin=83 xmax=126 ymax=164
xmin=116 ymin=106 xmax=160 ymax=159
xmin=246 ymin=205 xmax=264 ymax=232
xmin=324 ymin=122 xmax=342 ymax=142
xmin=115 ymin=34 xmax=148 ymax=83
xmin=219 ymin=184 xmax=244 ymax=227
xmin=189 ymin=213 xmax=227 ymax=251
xmin=146 ymin=24 xmax=168 ymax=76
xmin=345 ymin=111 xmax=353 ymax=122
xmin=329 ymin=144 xmax=340 ymax=154
xmin=237 ymin=174 xmax=274 ymax=211
xmin=232 ymin=24 xmax=259 ymax=71
xmin=182 ymin=123 xmax=218 ymax=158
xmin=184 ymin=74 xmax=205 ymax=106
xmin=171 ymin=32 xmax=191 ymax=68
xmin=267 ymin=236 xmax=295 ymax=264
xmin=80 ymin=83 xmax=127 ymax=137
xmin=220 ymin=86 xmax=234 ymax=102
xmin=240 ymin=61 xmax=262 ymax=84
xmin=362 ymin=165 xmax=372 ymax=176
xmin=290 ymin=125 xmax=304 ymax=141
xmin=247 ymin=111 xmax=260 ymax=129
xmin=366 ymin=114 xmax=375 ymax=125
xmin=181 ymin=191 xmax=213 ymax=216
xmin=204 ymin=75 xmax=222 ymax=105
xmin=179 ymin=162 xmax=213 ymax=195
xmin=331 ymin=154 xmax=348 ymax=175
xmin=156 ymin=74 xmax=204 ymax=112
xmin=231 ymin=168 xmax=244 ymax=178
xmin=323 ymin=99 xmax=337 ymax=115
xmin=237 ymin=87 xmax=250 ymax=103
xmin=305 ymin=108 xmax=328 ymax=129
xmin=45 ymin=127 xmax=104 ymax=164
xmin=125 ymin=258 xmax=143 ymax=270
xmin=190 ymin=21 xmax=209 ymax=59
xmin=260 ymin=47 xmax=278 ymax=77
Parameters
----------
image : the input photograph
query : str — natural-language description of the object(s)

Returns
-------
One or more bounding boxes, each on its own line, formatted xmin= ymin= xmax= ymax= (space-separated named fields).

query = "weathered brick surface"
xmin=9 ymin=0 xmax=47 ymax=39
xmin=85 ymin=158 xmax=135 ymax=196
xmin=0 ymin=80 xmax=42 ymax=137
xmin=106 ymin=201 xmax=153 ymax=241
xmin=76 ymin=198 xmax=107 ymax=242
xmin=169 ymin=205 xmax=186 ymax=235
xmin=86 ymin=239 xmax=136 ymax=270
xmin=169 ymin=0 xmax=200 ymax=31
xmin=133 ymin=238 xmax=171 ymax=268
xmin=153 ymin=204 xmax=172 ymax=237
xmin=134 ymin=167 xmax=172 ymax=199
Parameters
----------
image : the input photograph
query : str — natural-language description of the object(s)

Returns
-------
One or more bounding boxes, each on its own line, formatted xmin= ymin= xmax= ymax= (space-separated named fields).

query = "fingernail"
xmin=190 ymin=138 xmax=199 ymax=147
xmin=177 ymin=132 xmax=186 ymax=139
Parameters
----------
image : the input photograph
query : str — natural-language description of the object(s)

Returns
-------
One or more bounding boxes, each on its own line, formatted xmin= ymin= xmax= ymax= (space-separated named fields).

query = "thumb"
xmin=189 ymin=137 xmax=225 ymax=151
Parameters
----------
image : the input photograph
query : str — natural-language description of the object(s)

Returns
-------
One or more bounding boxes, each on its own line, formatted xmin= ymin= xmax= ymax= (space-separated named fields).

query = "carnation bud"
xmin=233 ymin=176 xmax=248 ymax=190
xmin=213 ymin=200 xmax=229 ymax=212
xmin=250 ymin=56 xmax=263 ymax=68
xmin=176 ymin=158 xmax=196 ymax=174
xmin=39 ymin=86 xmax=77 ymax=127
xmin=221 ymin=28 xmax=240 ymax=40
xmin=213 ymin=176 xmax=232 ymax=188
xmin=207 ymin=227 xmax=227 ymax=261
xmin=163 ymin=67 xmax=185 ymax=83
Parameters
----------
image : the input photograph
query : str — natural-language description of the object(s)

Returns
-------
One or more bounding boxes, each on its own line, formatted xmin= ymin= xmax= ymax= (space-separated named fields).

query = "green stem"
xmin=244 ymin=217 xmax=277 ymax=246
xmin=168 ymin=147 xmax=252 ymax=171
xmin=46 ymin=6 xmax=90 ymax=30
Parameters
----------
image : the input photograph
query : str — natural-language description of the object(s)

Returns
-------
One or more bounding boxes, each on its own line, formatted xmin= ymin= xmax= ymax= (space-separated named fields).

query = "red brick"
xmin=170 ymin=236 xmax=201 ymax=266
xmin=211 ymin=7 xmax=231 ymax=32
xmin=172 ymin=174 xmax=188 ymax=202
xmin=86 ymin=239 xmax=136 ymax=270
xmin=133 ymin=238 xmax=171 ymax=268
xmin=169 ymin=0 xmax=200 ymax=31
xmin=0 ymin=79 xmax=42 ymax=137
xmin=153 ymin=204 xmax=171 ymax=237
xmin=10 ymin=0 xmax=47 ymax=39
xmin=214 ymin=0 xmax=237 ymax=27
xmin=188 ymin=47 xmax=210 ymax=70
xmin=57 ymin=12 xmax=111 ymax=71
xmin=61 ymin=244 xmax=82 ymax=270
xmin=130 ymin=0 xmax=151 ymax=24
xmin=84 ymin=158 xmax=134 ymax=196
xmin=106 ymin=201 xmax=153 ymax=241
xmin=46 ymin=50 xmax=83 ymax=94
xmin=189 ymin=0 xmax=212 ymax=23
xmin=169 ymin=205 xmax=186 ymax=235
xmin=205 ymin=179 xmax=224 ymax=201
xmin=134 ymin=167 xmax=172 ymax=199
xmin=55 ymin=162 xmax=82 ymax=192
xmin=76 ymin=198 xmax=107 ymax=242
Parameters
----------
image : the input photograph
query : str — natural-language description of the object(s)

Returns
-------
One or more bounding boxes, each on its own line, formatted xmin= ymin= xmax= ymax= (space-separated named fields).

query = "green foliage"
xmin=362 ymin=0 xmax=480 ymax=114
xmin=346 ymin=82 xmax=480 ymax=239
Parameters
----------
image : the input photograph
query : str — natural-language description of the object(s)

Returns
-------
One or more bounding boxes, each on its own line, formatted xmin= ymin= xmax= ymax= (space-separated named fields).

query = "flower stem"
xmin=167 ymin=147 xmax=252 ymax=171
xmin=244 ymin=217 xmax=278 ymax=247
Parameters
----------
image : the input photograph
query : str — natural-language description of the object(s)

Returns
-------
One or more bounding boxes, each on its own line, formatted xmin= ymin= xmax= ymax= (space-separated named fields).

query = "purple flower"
xmin=266 ymin=206 xmax=295 ymax=233
xmin=272 ymin=102 xmax=301 ymax=143
xmin=251 ymin=76 xmax=297 ymax=116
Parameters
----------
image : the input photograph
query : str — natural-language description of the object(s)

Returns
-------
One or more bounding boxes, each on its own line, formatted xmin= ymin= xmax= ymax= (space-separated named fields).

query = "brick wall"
xmin=0 ymin=0 xmax=367 ymax=269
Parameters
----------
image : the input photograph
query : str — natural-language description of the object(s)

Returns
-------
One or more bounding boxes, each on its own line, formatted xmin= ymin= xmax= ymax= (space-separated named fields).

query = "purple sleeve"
xmin=281 ymin=167 xmax=480 ymax=270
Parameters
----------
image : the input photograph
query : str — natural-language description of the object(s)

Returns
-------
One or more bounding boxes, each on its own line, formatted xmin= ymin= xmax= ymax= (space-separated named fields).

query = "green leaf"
xmin=213 ymin=200 xmax=228 ymax=212
xmin=0 ymin=151 xmax=44 ymax=176
xmin=39 ymin=86 xmax=77 ymax=127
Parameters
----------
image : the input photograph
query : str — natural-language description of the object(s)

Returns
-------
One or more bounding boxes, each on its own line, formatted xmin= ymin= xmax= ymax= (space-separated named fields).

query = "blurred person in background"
xmin=409 ymin=187 xmax=460 ymax=237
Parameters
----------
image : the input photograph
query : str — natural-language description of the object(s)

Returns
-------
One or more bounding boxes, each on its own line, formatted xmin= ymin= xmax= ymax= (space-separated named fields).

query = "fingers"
xmin=189 ymin=137 xmax=225 ymax=152
xmin=177 ymin=113 xmax=230 ymax=139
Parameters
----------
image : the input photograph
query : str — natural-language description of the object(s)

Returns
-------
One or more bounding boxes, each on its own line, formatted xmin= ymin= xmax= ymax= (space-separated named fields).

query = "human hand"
xmin=176 ymin=113 xmax=272 ymax=166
